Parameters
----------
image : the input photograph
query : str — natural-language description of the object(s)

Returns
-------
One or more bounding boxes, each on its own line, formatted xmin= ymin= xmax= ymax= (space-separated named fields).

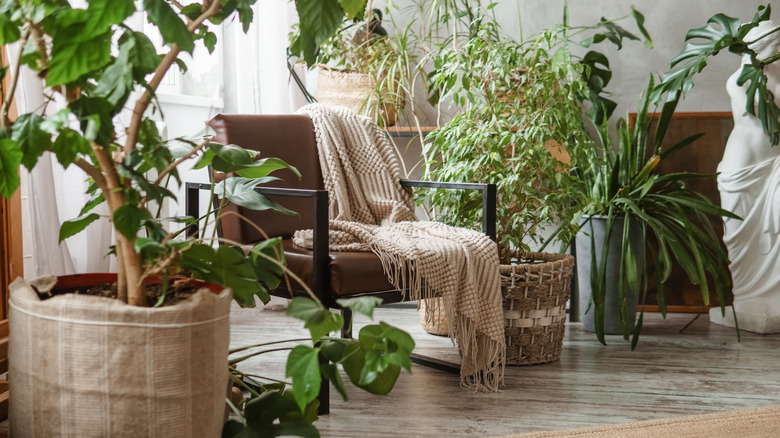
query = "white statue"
xmin=710 ymin=20 xmax=780 ymax=333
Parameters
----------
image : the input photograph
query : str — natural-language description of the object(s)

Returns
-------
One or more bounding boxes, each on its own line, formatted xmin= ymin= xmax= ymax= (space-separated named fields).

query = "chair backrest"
xmin=207 ymin=114 xmax=324 ymax=243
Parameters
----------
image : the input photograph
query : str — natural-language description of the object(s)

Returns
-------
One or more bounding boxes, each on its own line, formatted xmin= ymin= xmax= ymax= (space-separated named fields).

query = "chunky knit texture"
xmin=293 ymin=104 xmax=505 ymax=391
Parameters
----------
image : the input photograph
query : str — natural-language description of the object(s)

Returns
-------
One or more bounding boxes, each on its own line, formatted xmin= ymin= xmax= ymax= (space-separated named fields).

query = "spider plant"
xmin=570 ymin=77 xmax=739 ymax=348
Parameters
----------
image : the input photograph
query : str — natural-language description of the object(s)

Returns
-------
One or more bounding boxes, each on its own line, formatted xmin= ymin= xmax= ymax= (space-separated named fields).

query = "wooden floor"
xmin=231 ymin=298 xmax=780 ymax=438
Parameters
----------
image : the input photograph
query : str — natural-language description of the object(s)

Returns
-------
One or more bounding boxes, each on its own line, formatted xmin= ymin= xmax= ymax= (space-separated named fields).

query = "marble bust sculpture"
xmin=710 ymin=20 xmax=780 ymax=333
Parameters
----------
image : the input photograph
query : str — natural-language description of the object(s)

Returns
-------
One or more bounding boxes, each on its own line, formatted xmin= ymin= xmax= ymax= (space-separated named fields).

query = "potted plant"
xmin=652 ymin=5 xmax=780 ymax=334
xmin=0 ymin=0 xmax=412 ymax=436
xmin=289 ymin=5 xmax=404 ymax=127
xmin=569 ymin=76 xmax=738 ymax=347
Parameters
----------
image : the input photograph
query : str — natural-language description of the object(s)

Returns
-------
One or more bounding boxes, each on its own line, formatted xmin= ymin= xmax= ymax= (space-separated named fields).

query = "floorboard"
xmin=230 ymin=298 xmax=780 ymax=437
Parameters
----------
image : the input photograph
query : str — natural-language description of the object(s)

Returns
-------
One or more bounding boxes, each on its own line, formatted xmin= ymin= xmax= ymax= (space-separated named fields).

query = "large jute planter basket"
xmin=9 ymin=274 xmax=232 ymax=438
xmin=418 ymin=252 xmax=574 ymax=366
xmin=500 ymin=252 xmax=574 ymax=366
xmin=314 ymin=65 xmax=402 ymax=126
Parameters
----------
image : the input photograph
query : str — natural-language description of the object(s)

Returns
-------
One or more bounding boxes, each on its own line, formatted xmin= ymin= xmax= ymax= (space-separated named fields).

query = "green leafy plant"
xmin=289 ymin=3 xmax=405 ymax=128
xmin=423 ymin=7 xmax=650 ymax=262
xmin=223 ymin=296 xmax=414 ymax=437
xmin=0 ymin=1 xmax=413 ymax=435
xmin=566 ymin=77 xmax=739 ymax=348
xmin=652 ymin=4 xmax=780 ymax=145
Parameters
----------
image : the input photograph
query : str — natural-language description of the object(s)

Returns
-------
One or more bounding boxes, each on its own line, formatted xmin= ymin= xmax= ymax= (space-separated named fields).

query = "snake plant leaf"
xmin=11 ymin=113 xmax=51 ymax=170
xmin=59 ymin=213 xmax=101 ymax=242
xmin=143 ymin=0 xmax=194 ymax=54
xmin=285 ymin=345 xmax=322 ymax=412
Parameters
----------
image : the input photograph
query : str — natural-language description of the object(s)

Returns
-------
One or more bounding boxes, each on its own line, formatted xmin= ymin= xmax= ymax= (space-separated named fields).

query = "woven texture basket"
xmin=419 ymin=297 xmax=450 ymax=336
xmin=501 ymin=252 xmax=574 ymax=365
xmin=314 ymin=65 xmax=401 ymax=126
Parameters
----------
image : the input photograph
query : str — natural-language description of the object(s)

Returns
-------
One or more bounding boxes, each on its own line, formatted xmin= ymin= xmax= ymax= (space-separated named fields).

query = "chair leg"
xmin=317 ymin=351 xmax=330 ymax=415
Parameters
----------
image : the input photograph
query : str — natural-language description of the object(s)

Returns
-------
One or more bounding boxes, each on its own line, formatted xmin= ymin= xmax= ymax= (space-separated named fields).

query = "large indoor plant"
xmin=0 ymin=0 xmax=412 ymax=436
xmin=652 ymin=4 xmax=780 ymax=334
xmin=568 ymin=77 xmax=738 ymax=347
xmin=419 ymin=7 xmax=651 ymax=364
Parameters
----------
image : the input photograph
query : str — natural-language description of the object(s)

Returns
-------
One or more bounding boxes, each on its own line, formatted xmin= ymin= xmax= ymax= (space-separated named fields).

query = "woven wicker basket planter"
xmin=418 ymin=297 xmax=450 ymax=336
xmin=418 ymin=252 xmax=574 ymax=365
xmin=314 ymin=65 xmax=402 ymax=126
xmin=501 ymin=252 xmax=574 ymax=365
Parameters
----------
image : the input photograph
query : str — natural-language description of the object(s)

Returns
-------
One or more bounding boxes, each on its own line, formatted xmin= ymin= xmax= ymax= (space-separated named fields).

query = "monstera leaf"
xmin=653 ymin=6 xmax=780 ymax=145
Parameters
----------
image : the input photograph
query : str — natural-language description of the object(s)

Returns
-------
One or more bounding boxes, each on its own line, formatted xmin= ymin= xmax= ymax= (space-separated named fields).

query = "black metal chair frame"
xmin=185 ymin=179 xmax=497 ymax=414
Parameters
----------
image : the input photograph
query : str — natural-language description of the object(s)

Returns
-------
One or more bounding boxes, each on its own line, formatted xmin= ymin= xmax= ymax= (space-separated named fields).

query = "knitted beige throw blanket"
xmin=293 ymin=104 xmax=505 ymax=391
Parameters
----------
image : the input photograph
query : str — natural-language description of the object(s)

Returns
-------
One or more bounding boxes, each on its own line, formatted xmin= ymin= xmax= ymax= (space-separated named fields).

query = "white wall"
xmin=386 ymin=0 xmax=775 ymax=124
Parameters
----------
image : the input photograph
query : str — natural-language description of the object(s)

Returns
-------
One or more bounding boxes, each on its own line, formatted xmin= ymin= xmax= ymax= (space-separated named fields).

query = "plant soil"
xmin=38 ymin=279 xmax=207 ymax=307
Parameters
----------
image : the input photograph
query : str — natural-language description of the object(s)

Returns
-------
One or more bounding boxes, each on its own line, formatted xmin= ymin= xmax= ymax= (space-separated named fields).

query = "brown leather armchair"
xmin=185 ymin=114 xmax=496 ymax=414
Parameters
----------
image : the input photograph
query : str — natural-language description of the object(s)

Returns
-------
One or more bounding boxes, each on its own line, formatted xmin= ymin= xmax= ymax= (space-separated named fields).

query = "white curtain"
xmin=223 ymin=0 xmax=309 ymax=114
xmin=7 ymin=43 xmax=115 ymax=277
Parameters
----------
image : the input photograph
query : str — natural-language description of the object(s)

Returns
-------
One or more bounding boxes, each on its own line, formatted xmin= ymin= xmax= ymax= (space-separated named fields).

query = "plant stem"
xmin=1 ymin=29 xmax=29 ymax=128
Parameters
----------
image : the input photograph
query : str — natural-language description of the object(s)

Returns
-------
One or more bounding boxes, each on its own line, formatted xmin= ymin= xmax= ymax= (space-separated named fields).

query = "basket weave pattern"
xmin=314 ymin=65 xmax=401 ymax=126
xmin=500 ymin=252 xmax=574 ymax=365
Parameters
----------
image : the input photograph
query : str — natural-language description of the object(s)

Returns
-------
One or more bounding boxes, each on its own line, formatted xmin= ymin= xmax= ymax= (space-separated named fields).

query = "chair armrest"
xmin=399 ymin=179 xmax=497 ymax=242
xmin=184 ymin=182 xmax=330 ymax=302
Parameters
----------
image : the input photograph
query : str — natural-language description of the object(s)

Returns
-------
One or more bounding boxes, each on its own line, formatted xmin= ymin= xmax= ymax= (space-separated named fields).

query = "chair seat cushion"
xmin=261 ymin=240 xmax=398 ymax=298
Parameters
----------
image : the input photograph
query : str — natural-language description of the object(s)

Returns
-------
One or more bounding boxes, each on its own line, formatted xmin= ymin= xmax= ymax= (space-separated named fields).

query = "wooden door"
xmin=631 ymin=112 xmax=734 ymax=312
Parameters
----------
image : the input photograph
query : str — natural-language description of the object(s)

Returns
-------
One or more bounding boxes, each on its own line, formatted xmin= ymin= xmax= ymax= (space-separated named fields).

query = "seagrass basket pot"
xmin=501 ymin=252 xmax=574 ymax=365
xmin=314 ymin=64 xmax=402 ymax=126
xmin=419 ymin=252 xmax=574 ymax=365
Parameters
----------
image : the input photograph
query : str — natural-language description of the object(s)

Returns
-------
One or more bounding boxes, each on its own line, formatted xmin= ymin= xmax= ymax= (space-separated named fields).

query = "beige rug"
xmin=488 ymin=405 xmax=780 ymax=438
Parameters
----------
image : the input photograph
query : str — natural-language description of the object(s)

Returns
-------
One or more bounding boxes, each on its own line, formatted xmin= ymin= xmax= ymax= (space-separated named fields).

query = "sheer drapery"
xmin=7 ymin=43 xmax=115 ymax=277
xmin=223 ymin=0 xmax=309 ymax=114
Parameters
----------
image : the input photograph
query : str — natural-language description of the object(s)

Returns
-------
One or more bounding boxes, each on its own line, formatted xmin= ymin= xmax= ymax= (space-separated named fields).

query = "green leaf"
xmin=52 ymin=128 xmax=91 ymax=168
xmin=11 ymin=114 xmax=51 ymax=170
xmin=112 ymin=205 xmax=148 ymax=240
xmin=236 ymin=157 xmax=301 ymax=179
xmin=184 ymin=244 xmax=264 ymax=306
xmin=47 ymin=31 xmax=112 ymax=87
xmin=287 ymin=297 xmax=344 ymax=342
xmin=203 ymin=31 xmax=217 ymax=54
xmin=631 ymin=6 xmax=653 ymax=48
xmin=737 ymin=63 xmax=780 ymax=146
xmin=84 ymin=0 xmax=135 ymax=38
xmin=59 ymin=213 xmax=100 ymax=242
xmin=69 ymin=97 xmax=115 ymax=147
xmin=143 ymin=0 xmax=194 ymax=54
xmin=336 ymin=297 xmax=383 ymax=319
xmin=285 ymin=345 xmax=322 ymax=412
xmin=294 ymin=0 xmax=345 ymax=65
xmin=214 ymin=177 xmax=299 ymax=216
xmin=336 ymin=0 xmax=366 ymax=19
xmin=320 ymin=363 xmax=348 ymax=401
xmin=0 ymin=139 xmax=23 ymax=199
xmin=0 ymin=14 xmax=21 ymax=45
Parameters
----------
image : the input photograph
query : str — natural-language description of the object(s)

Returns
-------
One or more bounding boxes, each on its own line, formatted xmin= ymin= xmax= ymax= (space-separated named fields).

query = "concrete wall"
xmin=385 ymin=0 xmax=773 ymax=124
